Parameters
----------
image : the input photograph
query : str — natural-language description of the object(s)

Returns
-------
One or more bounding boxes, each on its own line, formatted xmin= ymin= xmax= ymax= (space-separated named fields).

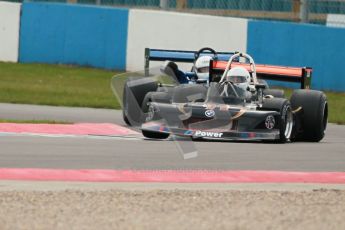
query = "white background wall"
xmin=327 ymin=14 xmax=345 ymax=28
xmin=126 ymin=10 xmax=248 ymax=71
xmin=0 ymin=1 xmax=21 ymax=62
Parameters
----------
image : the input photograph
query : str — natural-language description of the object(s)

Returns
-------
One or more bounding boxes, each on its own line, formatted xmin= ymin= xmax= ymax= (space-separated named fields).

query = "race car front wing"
xmin=141 ymin=122 xmax=280 ymax=141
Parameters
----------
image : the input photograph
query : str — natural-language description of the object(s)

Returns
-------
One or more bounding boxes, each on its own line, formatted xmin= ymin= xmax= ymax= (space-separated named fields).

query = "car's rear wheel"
xmin=142 ymin=130 xmax=170 ymax=139
xmin=258 ymin=79 xmax=269 ymax=88
xmin=141 ymin=91 xmax=172 ymax=113
xmin=263 ymin=89 xmax=285 ymax=98
xmin=172 ymin=84 xmax=207 ymax=103
xmin=290 ymin=89 xmax=327 ymax=142
xmin=261 ymin=98 xmax=293 ymax=143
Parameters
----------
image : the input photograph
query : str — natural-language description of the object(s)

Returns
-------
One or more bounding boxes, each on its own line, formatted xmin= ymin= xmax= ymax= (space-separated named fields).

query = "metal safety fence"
xmin=5 ymin=0 xmax=345 ymax=24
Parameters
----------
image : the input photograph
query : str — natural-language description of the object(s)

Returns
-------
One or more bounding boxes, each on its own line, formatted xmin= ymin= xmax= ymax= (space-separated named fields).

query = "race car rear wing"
xmin=145 ymin=48 xmax=234 ymax=75
xmin=210 ymin=60 xmax=312 ymax=89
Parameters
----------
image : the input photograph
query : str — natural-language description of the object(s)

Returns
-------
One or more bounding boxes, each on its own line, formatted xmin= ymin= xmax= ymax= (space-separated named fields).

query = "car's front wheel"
xmin=142 ymin=130 xmax=170 ymax=139
xmin=261 ymin=98 xmax=293 ymax=143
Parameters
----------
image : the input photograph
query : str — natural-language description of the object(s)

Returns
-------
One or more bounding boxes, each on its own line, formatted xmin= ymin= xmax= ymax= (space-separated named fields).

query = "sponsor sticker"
xmin=205 ymin=109 xmax=215 ymax=118
xmin=184 ymin=130 xmax=194 ymax=135
xmin=265 ymin=115 xmax=275 ymax=129
xmin=195 ymin=130 xmax=223 ymax=138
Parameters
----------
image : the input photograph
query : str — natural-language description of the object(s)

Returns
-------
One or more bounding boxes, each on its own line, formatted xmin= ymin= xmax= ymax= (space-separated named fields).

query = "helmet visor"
xmin=197 ymin=66 xmax=209 ymax=73
xmin=229 ymin=75 xmax=247 ymax=83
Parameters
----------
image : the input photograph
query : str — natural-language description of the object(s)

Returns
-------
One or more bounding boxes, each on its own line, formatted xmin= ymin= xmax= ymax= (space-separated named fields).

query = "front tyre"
xmin=122 ymin=110 xmax=130 ymax=126
xmin=142 ymin=130 xmax=170 ymax=139
xmin=261 ymin=98 xmax=293 ymax=143
xmin=280 ymin=102 xmax=294 ymax=143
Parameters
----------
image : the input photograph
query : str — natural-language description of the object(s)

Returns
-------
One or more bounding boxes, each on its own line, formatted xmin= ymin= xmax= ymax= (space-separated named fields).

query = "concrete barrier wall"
xmin=0 ymin=2 xmax=21 ymax=62
xmin=15 ymin=2 xmax=345 ymax=91
xmin=126 ymin=9 xmax=248 ymax=71
xmin=19 ymin=2 xmax=128 ymax=70
xmin=247 ymin=20 xmax=345 ymax=91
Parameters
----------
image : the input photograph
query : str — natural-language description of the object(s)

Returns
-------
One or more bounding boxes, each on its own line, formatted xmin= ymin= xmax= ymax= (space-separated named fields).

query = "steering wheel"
xmin=194 ymin=47 xmax=218 ymax=60
xmin=220 ymin=80 xmax=239 ymax=98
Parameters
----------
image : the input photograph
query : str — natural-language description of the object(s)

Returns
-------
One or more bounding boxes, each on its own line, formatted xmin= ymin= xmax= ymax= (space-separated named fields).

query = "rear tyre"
xmin=290 ymin=89 xmax=327 ymax=142
xmin=172 ymin=84 xmax=207 ymax=103
xmin=142 ymin=130 xmax=170 ymax=139
xmin=258 ymin=79 xmax=269 ymax=88
xmin=261 ymin=98 xmax=293 ymax=143
xmin=141 ymin=91 xmax=171 ymax=113
xmin=263 ymin=89 xmax=285 ymax=98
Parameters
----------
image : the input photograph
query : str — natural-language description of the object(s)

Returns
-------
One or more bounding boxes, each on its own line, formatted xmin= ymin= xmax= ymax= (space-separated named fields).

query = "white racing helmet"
xmin=226 ymin=67 xmax=251 ymax=92
xmin=194 ymin=56 xmax=212 ymax=82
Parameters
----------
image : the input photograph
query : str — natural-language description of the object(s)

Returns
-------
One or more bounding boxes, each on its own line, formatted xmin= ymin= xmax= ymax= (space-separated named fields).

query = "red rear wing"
xmin=210 ymin=61 xmax=312 ymax=89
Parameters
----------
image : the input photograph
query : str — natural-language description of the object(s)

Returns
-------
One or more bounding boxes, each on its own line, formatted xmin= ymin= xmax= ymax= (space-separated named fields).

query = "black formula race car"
xmin=112 ymin=50 xmax=327 ymax=143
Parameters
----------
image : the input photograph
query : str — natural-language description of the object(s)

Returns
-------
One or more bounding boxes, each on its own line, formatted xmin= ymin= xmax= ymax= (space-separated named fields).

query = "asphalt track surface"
xmin=0 ymin=103 xmax=344 ymax=171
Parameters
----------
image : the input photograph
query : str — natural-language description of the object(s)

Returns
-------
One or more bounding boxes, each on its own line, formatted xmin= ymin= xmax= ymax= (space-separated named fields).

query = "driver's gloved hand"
xmin=247 ymin=85 xmax=256 ymax=92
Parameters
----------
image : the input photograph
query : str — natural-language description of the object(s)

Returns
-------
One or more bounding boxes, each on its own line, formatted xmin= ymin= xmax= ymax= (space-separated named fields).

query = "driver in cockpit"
xmin=226 ymin=67 xmax=255 ymax=100
xmin=160 ymin=55 xmax=214 ymax=85
xmin=193 ymin=55 xmax=213 ymax=84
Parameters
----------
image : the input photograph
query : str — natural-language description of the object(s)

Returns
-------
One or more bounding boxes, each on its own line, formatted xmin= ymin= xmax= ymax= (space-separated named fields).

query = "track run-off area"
xmin=1 ymin=103 xmax=345 ymax=229
xmin=0 ymin=103 xmax=344 ymax=178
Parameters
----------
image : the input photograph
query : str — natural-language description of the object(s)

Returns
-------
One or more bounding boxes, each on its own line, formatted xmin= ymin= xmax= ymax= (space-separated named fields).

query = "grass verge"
xmin=0 ymin=62 xmax=119 ymax=109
